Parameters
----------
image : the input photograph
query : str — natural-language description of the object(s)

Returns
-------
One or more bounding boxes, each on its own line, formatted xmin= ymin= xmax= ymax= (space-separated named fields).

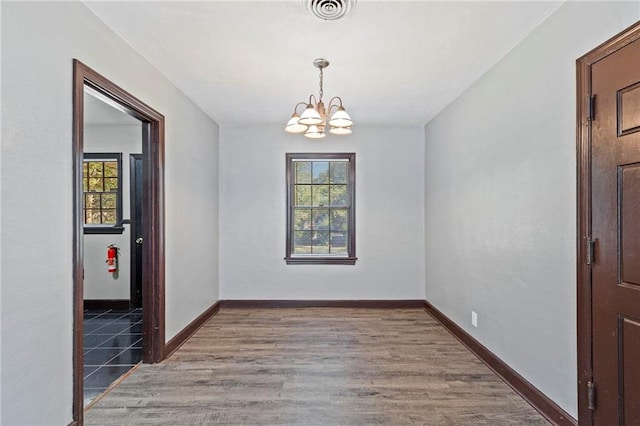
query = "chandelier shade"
xmin=285 ymin=113 xmax=308 ymax=133
xmin=329 ymin=126 xmax=352 ymax=135
xmin=299 ymin=103 xmax=323 ymax=125
xmin=285 ymin=58 xmax=353 ymax=139
xmin=328 ymin=106 xmax=353 ymax=128
xmin=305 ymin=125 xmax=326 ymax=139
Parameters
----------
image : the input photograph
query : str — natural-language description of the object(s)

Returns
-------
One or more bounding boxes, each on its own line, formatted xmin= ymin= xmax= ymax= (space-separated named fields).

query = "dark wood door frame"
xmin=576 ymin=21 xmax=640 ymax=425
xmin=72 ymin=59 xmax=166 ymax=425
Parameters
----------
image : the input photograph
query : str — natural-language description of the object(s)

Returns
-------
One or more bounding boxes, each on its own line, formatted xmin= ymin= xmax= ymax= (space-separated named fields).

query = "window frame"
xmin=83 ymin=152 xmax=124 ymax=234
xmin=285 ymin=152 xmax=357 ymax=265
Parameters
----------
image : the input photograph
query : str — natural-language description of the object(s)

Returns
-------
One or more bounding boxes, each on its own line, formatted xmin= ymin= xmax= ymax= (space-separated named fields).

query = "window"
xmin=83 ymin=153 xmax=123 ymax=234
xmin=285 ymin=153 xmax=356 ymax=265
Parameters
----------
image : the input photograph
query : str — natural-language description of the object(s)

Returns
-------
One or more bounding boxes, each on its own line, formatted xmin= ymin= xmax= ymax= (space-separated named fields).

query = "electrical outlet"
xmin=471 ymin=311 xmax=478 ymax=328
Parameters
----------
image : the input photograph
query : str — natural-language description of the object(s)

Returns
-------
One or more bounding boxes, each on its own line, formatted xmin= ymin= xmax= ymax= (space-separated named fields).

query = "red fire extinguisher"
xmin=106 ymin=245 xmax=118 ymax=273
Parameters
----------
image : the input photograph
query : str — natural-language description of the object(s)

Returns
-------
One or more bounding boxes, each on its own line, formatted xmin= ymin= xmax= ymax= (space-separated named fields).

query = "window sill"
xmin=84 ymin=225 xmax=125 ymax=235
xmin=285 ymin=256 xmax=357 ymax=265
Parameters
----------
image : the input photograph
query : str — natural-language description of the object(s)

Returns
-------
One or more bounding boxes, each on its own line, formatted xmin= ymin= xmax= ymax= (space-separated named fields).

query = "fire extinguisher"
xmin=106 ymin=245 xmax=118 ymax=273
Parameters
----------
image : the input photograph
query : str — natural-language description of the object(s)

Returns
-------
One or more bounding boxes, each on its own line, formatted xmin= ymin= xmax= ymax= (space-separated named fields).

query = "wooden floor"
xmin=85 ymin=308 xmax=549 ymax=425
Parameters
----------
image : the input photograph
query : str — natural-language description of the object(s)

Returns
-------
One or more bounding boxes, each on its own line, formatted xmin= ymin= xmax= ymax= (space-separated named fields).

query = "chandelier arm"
xmin=327 ymin=97 xmax=344 ymax=114
xmin=293 ymin=102 xmax=308 ymax=114
xmin=307 ymin=94 xmax=318 ymax=106
xmin=328 ymin=96 xmax=344 ymax=107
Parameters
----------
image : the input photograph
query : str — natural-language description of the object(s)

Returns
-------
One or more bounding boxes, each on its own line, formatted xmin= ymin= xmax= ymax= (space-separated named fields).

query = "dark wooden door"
xmin=591 ymin=35 xmax=640 ymax=425
xmin=130 ymin=154 xmax=143 ymax=309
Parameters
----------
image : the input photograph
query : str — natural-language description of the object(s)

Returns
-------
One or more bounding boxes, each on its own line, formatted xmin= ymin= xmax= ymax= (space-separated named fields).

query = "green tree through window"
xmin=83 ymin=153 xmax=123 ymax=234
xmin=286 ymin=153 xmax=356 ymax=265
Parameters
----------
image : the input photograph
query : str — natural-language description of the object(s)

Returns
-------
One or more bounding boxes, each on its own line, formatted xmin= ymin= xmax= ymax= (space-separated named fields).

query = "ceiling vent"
xmin=306 ymin=0 xmax=356 ymax=21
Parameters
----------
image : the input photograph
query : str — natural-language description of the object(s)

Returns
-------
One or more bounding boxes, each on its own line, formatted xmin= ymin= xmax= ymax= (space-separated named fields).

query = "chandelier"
xmin=285 ymin=58 xmax=353 ymax=139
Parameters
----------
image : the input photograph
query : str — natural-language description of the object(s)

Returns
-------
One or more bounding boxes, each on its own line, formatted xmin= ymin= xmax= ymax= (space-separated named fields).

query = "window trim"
xmin=285 ymin=152 xmax=357 ymax=265
xmin=83 ymin=152 xmax=124 ymax=234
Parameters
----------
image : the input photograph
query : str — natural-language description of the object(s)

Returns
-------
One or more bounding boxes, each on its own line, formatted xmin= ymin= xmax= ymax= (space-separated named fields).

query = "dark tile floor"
xmin=84 ymin=308 xmax=143 ymax=406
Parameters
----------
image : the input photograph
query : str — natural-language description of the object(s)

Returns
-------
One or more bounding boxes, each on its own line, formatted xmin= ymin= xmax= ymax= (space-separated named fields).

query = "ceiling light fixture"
xmin=285 ymin=58 xmax=353 ymax=139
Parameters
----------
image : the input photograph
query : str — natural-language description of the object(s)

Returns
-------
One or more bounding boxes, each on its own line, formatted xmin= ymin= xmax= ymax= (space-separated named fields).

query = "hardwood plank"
xmin=85 ymin=308 xmax=550 ymax=425
xmin=164 ymin=301 xmax=220 ymax=358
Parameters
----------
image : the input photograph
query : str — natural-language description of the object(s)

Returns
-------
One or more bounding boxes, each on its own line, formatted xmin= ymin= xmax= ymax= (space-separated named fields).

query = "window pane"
xmin=295 ymin=162 xmax=311 ymax=184
xmin=312 ymin=231 xmax=330 ymax=254
xmin=313 ymin=209 xmax=329 ymax=230
xmin=312 ymin=162 xmax=329 ymax=184
xmin=102 ymin=210 xmax=116 ymax=224
xmin=102 ymin=193 xmax=116 ymax=208
xmin=83 ymin=154 xmax=122 ymax=230
xmin=85 ymin=194 xmax=101 ymax=208
xmin=104 ymin=178 xmax=118 ymax=192
xmin=330 ymin=232 xmax=348 ymax=254
xmin=293 ymin=209 xmax=311 ymax=230
xmin=331 ymin=209 xmax=348 ymax=231
xmin=88 ymin=161 xmax=103 ymax=177
xmin=330 ymin=185 xmax=348 ymax=206
xmin=286 ymin=153 xmax=355 ymax=263
xmin=312 ymin=185 xmax=329 ymax=206
xmin=330 ymin=162 xmax=347 ymax=184
xmin=86 ymin=210 xmax=102 ymax=224
xmin=104 ymin=161 xmax=118 ymax=177
xmin=88 ymin=178 xmax=103 ymax=192
xmin=293 ymin=231 xmax=312 ymax=254
xmin=295 ymin=185 xmax=311 ymax=206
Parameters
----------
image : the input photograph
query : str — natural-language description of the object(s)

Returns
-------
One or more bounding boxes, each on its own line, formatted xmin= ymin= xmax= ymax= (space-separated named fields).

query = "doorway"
xmin=82 ymin=90 xmax=143 ymax=406
xmin=576 ymin=22 xmax=640 ymax=425
xmin=72 ymin=60 xmax=166 ymax=424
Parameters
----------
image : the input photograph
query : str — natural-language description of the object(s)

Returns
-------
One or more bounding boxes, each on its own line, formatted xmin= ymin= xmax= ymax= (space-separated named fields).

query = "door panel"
xmin=618 ymin=82 xmax=640 ymax=136
xmin=620 ymin=164 xmax=640 ymax=287
xmin=591 ymin=36 xmax=640 ymax=425
xmin=621 ymin=316 xmax=640 ymax=425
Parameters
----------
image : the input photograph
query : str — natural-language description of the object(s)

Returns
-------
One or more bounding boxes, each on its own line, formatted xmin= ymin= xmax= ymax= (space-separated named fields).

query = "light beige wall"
xmin=219 ymin=125 xmax=426 ymax=300
xmin=424 ymin=1 xmax=639 ymax=418
xmin=1 ymin=2 xmax=220 ymax=424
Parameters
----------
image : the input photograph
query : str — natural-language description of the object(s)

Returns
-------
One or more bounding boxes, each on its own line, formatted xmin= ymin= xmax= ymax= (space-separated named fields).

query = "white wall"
xmin=219 ymin=126 xmax=425 ymax=300
xmin=83 ymin=123 xmax=142 ymax=300
xmin=1 ymin=2 xmax=220 ymax=424
xmin=423 ymin=2 xmax=640 ymax=418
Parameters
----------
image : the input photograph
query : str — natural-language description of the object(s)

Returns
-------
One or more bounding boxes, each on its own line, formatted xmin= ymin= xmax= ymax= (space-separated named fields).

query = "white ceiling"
xmin=83 ymin=1 xmax=563 ymax=127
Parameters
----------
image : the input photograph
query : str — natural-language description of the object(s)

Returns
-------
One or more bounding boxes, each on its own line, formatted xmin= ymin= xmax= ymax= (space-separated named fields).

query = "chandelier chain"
xmin=319 ymin=67 xmax=324 ymax=102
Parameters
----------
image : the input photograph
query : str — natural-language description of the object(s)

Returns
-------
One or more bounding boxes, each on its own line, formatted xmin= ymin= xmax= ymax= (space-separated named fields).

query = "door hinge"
xmin=587 ymin=95 xmax=596 ymax=121
xmin=586 ymin=238 xmax=595 ymax=265
xmin=587 ymin=381 xmax=596 ymax=410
